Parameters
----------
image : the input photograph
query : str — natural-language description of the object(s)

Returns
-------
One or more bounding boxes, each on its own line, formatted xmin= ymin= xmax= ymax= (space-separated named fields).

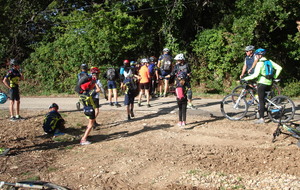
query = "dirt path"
xmin=0 ymin=96 xmax=300 ymax=189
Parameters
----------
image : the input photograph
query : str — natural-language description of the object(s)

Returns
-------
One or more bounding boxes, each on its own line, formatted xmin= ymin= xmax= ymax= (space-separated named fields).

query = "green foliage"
xmin=282 ymin=79 xmax=300 ymax=97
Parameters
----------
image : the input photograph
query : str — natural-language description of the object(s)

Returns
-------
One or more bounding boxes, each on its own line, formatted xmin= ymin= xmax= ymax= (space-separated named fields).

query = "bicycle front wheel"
xmin=220 ymin=93 xmax=248 ymax=120
xmin=267 ymin=95 xmax=296 ymax=123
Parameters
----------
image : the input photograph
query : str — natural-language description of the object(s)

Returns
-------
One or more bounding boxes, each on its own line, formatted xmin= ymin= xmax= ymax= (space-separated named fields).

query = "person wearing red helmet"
xmin=90 ymin=67 xmax=107 ymax=128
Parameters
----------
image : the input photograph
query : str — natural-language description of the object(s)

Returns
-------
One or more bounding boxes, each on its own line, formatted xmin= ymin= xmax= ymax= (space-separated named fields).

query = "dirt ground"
xmin=0 ymin=97 xmax=300 ymax=190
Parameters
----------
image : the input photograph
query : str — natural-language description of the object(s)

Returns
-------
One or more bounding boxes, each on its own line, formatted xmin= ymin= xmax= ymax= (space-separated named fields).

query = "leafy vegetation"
xmin=0 ymin=0 xmax=299 ymax=96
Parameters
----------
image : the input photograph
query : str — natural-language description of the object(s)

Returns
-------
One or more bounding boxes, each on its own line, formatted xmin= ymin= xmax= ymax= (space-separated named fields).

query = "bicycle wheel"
xmin=220 ymin=93 xmax=248 ymax=120
xmin=267 ymin=95 xmax=295 ymax=123
xmin=16 ymin=181 xmax=69 ymax=190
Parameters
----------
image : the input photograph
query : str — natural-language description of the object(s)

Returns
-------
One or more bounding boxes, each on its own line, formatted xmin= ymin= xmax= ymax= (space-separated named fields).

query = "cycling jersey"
xmin=5 ymin=69 xmax=21 ymax=88
xmin=244 ymin=57 xmax=282 ymax=85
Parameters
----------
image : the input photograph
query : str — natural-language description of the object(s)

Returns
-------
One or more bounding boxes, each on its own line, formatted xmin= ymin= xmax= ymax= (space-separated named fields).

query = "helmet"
xmin=0 ymin=93 xmax=8 ymax=104
xmin=174 ymin=53 xmax=185 ymax=60
xmin=163 ymin=48 xmax=169 ymax=52
xmin=49 ymin=103 xmax=59 ymax=110
xmin=90 ymin=67 xmax=100 ymax=74
xmin=10 ymin=59 xmax=19 ymax=66
xmin=140 ymin=58 xmax=149 ymax=63
xmin=123 ymin=59 xmax=130 ymax=66
xmin=245 ymin=45 xmax=255 ymax=51
xmin=255 ymin=48 xmax=266 ymax=55
xmin=149 ymin=56 xmax=157 ymax=62
xmin=130 ymin=61 xmax=136 ymax=66
xmin=177 ymin=72 xmax=187 ymax=80
xmin=81 ymin=64 xmax=88 ymax=70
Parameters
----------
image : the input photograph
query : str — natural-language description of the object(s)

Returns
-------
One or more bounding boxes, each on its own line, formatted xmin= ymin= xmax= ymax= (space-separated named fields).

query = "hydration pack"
xmin=264 ymin=60 xmax=275 ymax=79
xmin=161 ymin=55 xmax=172 ymax=71
xmin=74 ymin=75 xmax=92 ymax=94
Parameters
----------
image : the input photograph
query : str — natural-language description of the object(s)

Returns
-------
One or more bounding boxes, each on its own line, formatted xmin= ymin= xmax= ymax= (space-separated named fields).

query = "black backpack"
xmin=161 ymin=55 xmax=172 ymax=71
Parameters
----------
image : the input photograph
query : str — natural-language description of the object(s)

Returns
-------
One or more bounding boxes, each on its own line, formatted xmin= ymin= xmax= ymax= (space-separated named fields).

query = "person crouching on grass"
xmin=79 ymin=75 xmax=101 ymax=145
xmin=175 ymin=72 xmax=189 ymax=127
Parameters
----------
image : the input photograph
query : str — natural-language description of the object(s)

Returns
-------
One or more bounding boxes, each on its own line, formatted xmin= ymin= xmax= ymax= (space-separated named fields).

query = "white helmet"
xmin=163 ymin=48 xmax=169 ymax=52
xmin=174 ymin=53 xmax=185 ymax=60
xmin=140 ymin=58 xmax=149 ymax=63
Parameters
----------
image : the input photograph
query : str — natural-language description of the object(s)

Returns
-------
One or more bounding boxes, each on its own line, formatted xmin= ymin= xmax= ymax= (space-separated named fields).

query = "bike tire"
xmin=231 ymin=85 xmax=255 ymax=103
xmin=220 ymin=93 xmax=248 ymax=121
xmin=267 ymin=95 xmax=295 ymax=123
xmin=16 ymin=181 xmax=69 ymax=190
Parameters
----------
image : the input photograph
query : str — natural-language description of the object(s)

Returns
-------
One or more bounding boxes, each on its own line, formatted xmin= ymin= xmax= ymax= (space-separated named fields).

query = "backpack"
xmin=264 ymin=60 xmax=275 ymax=79
xmin=161 ymin=55 xmax=172 ymax=71
xmin=127 ymin=78 xmax=139 ymax=97
xmin=106 ymin=68 xmax=116 ymax=80
xmin=43 ymin=112 xmax=64 ymax=133
xmin=148 ymin=63 xmax=156 ymax=75
xmin=74 ymin=75 xmax=91 ymax=94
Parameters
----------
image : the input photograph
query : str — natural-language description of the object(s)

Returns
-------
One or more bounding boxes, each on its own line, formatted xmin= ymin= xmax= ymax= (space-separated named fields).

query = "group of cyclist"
xmin=1 ymin=46 xmax=283 ymax=146
xmin=239 ymin=46 xmax=282 ymax=124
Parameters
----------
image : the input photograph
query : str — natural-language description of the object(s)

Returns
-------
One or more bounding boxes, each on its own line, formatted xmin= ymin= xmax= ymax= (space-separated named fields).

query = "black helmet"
xmin=81 ymin=64 xmax=88 ymax=70
xmin=49 ymin=103 xmax=59 ymax=110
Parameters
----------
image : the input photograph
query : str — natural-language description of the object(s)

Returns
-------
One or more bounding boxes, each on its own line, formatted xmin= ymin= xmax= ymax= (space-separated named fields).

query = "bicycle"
xmin=272 ymin=106 xmax=300 ymax=147
xmin=0 ymin=181 xmax=69 ymax=190
xmin=220 ymin=81 xmax=296 ymax=123
xmin=231 ymin=79 xmax=281 ymax=102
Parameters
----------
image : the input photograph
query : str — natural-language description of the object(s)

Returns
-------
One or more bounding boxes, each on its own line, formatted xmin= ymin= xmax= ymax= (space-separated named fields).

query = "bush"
xmin=282 ymin=80 xmax=300 ymax=98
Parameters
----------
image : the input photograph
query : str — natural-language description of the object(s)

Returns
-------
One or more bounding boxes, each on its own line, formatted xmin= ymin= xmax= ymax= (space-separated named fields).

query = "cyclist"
xmin=172 ymin=53 xmax=196 ymax=109
xmin=137 ymin=58 xmax=151 ymax=107
xmin=148 ymin=56 xmax=159 ymax=98
xmin=90 ymin=67 xmax=106 ymax=127
xmin=76 ymin=64 xmax=89 ymax=110
xmin=2 ymin=59 xmax=24 ymax=121
xmin=43 ymin=103 xmax=65 ymax=136
xmin=158 ymin=48 xmax=173 ymax=97
xmin=240 ymin=45 xmax=258 ymax=79
xmin=103 ymin=66 xmax=121 ymax=107
xmin=243 ymin=48 xmax=282 ymax=124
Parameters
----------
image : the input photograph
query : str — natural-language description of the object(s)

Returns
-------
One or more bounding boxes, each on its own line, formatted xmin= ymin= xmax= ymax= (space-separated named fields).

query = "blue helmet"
xmin=255 ymin=48 xmax=266 ymax=55
xmin=0 ymin=93 xmax=8 ymax=104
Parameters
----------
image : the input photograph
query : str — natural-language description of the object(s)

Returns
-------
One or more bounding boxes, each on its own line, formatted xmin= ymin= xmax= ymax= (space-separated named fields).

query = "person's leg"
xmin=81 ymin=118 xmax=95 ymax=144
xmin=113 ymin=88 xmax=118 ymax=103
xmin=108 ymin=89 xmax=113 ymax=104
xmin=182 ymin=101 xmax=187 ymax=125
xmin=164 ymin=79 xmax=169 ymax=96
xmin=255 ymin=84 xmax=270 ymax=124
xmin=177 ymin=100 xmax=183 ymax=125
xmin=145 ymin=89 xmax=150 ymax=105
xmin=130 ymin=102 xmax=134 ymax=117
xmin=16 ymin=100 xmax=20 ymax=116
xmin=9 ymin=100 xmax=14 ymax=117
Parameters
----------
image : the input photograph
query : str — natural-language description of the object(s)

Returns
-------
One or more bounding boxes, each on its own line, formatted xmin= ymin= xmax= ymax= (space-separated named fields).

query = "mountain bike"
xmin=272 ymin=106 xmax=300 ymax=147
xmin=0 ymin=181 xmax=69 ymax=190
xmin=231 ymin=79 xmax=281 ymax=102
xmin=220 ymin=81 xmax=295 ymax=123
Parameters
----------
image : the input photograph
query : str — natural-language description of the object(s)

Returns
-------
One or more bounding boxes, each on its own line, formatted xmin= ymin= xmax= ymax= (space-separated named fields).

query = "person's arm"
xmin=244 ymin=62 xmax=262 ymax=81
xmin=271 ymin=60 xmax=283 ymax=79
xmin=240 ymin=62 xmax=247 ymax=79
xmin=3 ymin=77 xmax=10 ymax=89
xmin=248 ymin=57 xmax=258 ymax=74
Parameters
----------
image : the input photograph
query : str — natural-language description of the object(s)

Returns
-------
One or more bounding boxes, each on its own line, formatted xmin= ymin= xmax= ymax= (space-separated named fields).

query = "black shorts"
xmin=83 ymin=106 xmax=96 ymax=119
xmin=124 ymin=94 xmax=134 ymax=105
xmin=9 ymin=87 xmax=20 ymax=101
xmin=92 ymin=98 xmax=100 ymax=108
xmin=139 ymin=82 xmax=150 ymax=90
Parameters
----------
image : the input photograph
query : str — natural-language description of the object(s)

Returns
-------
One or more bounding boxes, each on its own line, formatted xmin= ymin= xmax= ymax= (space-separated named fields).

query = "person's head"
xmin=174 ymin=53 xmax=185 ymax=64
xmin=123 ymin=59 xmax=130 ymax=67
xmin=10 ymin=59 xmax=20 ymax=69
xmin=90 ymin=67 xmax=100 ymax=78
xmin=49 ymin=103 xmax=59 ymax=111
xmin=254 ymin=48 xmax=266 ymax=59
xmin=163 ymin=48 xmax=169 ymax=54
xmin=140 ymin=58 xmax=149 ymax=66
xmin=149 ymin=56 xmax=157 ymax=63
xmin=130 ymin=61 xmax=136 ymax=67
xmin=81 ymin=64 xmax=88 ymax=71
xmin=245 ymin=45 xmax=255 ymax=56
